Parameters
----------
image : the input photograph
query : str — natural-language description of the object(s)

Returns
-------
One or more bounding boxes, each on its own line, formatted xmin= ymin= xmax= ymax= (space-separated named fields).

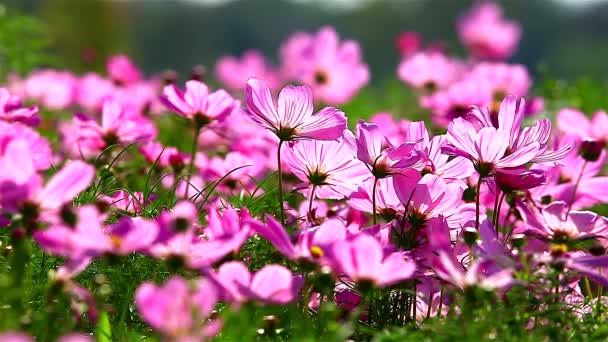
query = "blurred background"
xmin=3 ymin=0 xmax=608 ymax=82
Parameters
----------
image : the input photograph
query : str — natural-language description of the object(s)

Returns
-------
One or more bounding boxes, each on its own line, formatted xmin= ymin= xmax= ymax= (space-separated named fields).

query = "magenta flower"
xmin=106 ymin=54 xmax=142 ymax=85
xmin=206 ymin=261 xmax=303 ymax=305
xmin=349 ymin=177 xmax=403 ymax=219
xmin=215 ymin=50 xmax=282 ymax=92
xmin=495 ymin=167 xmax=546 ymax=192
xmin=0 ymin=157 xmax=94 ymax=222
xmin=355 ymin=120 xmax=422 ymax=178
xmin=522 ymin=201 xmax=608 ymax=244
xmin=444 ymin=96 xmax=571 ymax=177
xmin=22 ymin=69 xmax=77 ymax=110
xmin=0 ymin=88 xmax=39 ymax=126
xmin=397 ymin=52 xmax=462 ymax=92
xmin=457 ymin=2 xmax=521 ymax=60
xmin=464 ymin=62 xmax=531 ymax=112
xmin=283 ymin=133 xmax=369 ymax=199
xmin=76 ymin=72 xmax=115 ymax=110
xmin=557 ymin=108 xmax=608 ymax=144
xmin=0 ymin=122 xmax=52 ymax=171
xmin=161 ymin=80 xmax=239 ymax=127
xmin=73 ymin=98 xmax=157 ymax=153
xmin=248 ymin=215 xmax=348 ymax=262
xmin=135 ymin=277 xmax=219 ymax=339
xmin=433 ymin=252 xmax=513 ymax=291
xmin=330 ymin=234 xmax=416 ymax=287
xmin=279 ymin=26 xmax=369 ymax=105
xmin=393 ymin=172 xmax=466 ymax=224
xmin=245 ymin=78 xmax=346 ymax=141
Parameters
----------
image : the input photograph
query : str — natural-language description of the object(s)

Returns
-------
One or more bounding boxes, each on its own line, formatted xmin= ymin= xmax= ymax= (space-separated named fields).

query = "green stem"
xmin=277 ymin=140 xmax=285 ymax=225
xmin=185 ymin=125 xmax=202 ymax=200
xmin=372 ymin=177 xmax=379 ymax=225
xmin=475 ymin=176 xmax=483 ymax=231
xmin=307 ymin=184 xmax=317 ymax=223
xmin=567 ymin=160 xmax=588 ymax=215
xmin=10 ymin=233 xmax=30 ymax=320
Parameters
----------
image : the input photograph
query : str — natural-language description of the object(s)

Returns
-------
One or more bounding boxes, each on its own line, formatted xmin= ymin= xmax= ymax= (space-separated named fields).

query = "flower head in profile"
xmin=355 ymin=120 xmax=423 ymax=178
xmin=279 ymin=26 xmax=369 ymax=105
xmin=457 ymin=1 xmax=521 ymax=60
xmin=161 ymin=80 xmax=239 ymax=128
xmin=106 ymin=54 xmax=142 ymax=85
xmin=244 ymin=78 xmax=346 ymax=142
xmin=433 ymin=252 xmax=513 ymax=291
xmin=557 ymin=108 xmax=608 ymax=144
xmin=283 ymin=133 xmax=369 ymax=199
xmin=397 ymin=52 xmax=462 ymax=93
xmin=0 ymin=88 xmax=39 ymax=126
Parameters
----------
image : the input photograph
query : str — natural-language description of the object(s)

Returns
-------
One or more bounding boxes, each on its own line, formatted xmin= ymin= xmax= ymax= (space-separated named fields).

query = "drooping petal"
xmin=297 ymin=107 xmax=346 ymax=140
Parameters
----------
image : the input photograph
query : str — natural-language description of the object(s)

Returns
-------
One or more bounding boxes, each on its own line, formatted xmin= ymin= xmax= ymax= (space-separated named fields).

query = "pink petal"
xmin=38 ymin=161 xmax=95 ymax=210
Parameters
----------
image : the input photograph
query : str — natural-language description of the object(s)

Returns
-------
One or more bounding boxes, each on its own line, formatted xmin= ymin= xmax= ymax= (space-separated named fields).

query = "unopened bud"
xmin=579 ymin=140 xmax=605 ymax=162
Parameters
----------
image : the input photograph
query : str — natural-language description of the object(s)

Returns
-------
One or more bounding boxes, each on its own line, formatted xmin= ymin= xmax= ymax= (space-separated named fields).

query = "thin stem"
xmin=277 ymin=140 xmax=285 ymax=225
xmin=475 ymin=176 xmax=483 ymax=231
xmin=567 ymin=160 xmax=588 ymax=215
xmin=307 ymin=184 xmax=317 ymax=223
xmin=372 ymin=176 xmax=379 ymax=225
xmin=185 ymin=125 xmax=202 ymax=199
xmin=492 ymin=188 xmax=501 ymax=229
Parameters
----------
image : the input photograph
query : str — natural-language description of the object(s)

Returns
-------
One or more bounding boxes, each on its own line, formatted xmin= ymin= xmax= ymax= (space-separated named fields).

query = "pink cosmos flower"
xmin=244 ymin=78 xmax=346 ymax=141
xmin=215 ymin=50 xmax=281 ymax=92
xmin=98 ymin=190 xmax=147 ymax=214
xmin=73 ymin=98 xmax=157 ymax=154
xmin=106 ymin=54 xmax=142 ymax=85
xmin=444 ymin=96 xmax=572 ymax=176
xmin=0 ymin=154 xmax=94 ymax=222
xmin=139 ymin=141 xmax=190 ymax=170
xmin=0 ymin=88 xmax=39 ymax=126
xmin=36 ymin=207 xmax=159 ymax=258
xmin=421 ymin=78 xmax=492 ymax=127
xmin=149 ymin=206 xmax=250 ymax=269
xmin=349 ymin=177 xmax=403 ymax=220
xmin=135 ymin=277 xmax=220 ymax=339
xmin=397 ymin=52 xmax=462 ymax=92
xmin=457 ymin=2 xmax=521 ymax=60
xmin=282 ymin=133 xmax=369 ymax=199
xmin=522 ymin=201 xmax=608 ymax=243
xmin=355 ymin=120 xmax=422 ymax=178
xmin=400 ymin=121 xmax=475 ymax=181
xmin=330 ymin=234 xmax=416 ymax=287
xmin=248 ymin=215 xmax=348 ymax=262
xmin=393 ymin=172 xmax=467 ymax=225
xmin=161 ymin=80 xmax=239 ymax=127
xmin=0 ymin=122 xmax=52 ymax=170
xmin=557 ymin=108 xmax=608 ymax=144
xmin=433 ymin=252 xmax=513 ymax=291
xmin=205 ymin=262 xmax=303 ymax=305
xmin=22 ymin=69 xmax=77 ymax=110
xmin=76 ymin=73 xmax=116 ymax=111
xmin=279 ymin=26 xmax=369 ymax=105
xmin=464 ymin=62 xmax=532 ymax=106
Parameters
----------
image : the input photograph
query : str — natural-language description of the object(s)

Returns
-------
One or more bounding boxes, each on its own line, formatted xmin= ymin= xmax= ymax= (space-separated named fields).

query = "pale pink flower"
xmin=215 ymin=50 xmax=281 ymax=92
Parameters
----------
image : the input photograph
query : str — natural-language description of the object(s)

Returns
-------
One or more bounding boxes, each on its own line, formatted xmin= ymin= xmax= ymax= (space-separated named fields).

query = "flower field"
xmin=1 ymin=2 xmax=608 ymax=341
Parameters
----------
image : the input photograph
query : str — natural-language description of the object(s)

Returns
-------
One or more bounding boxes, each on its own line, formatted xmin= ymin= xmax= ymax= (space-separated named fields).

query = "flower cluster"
xmin=1 ymin=2 xmax=608 ymax=340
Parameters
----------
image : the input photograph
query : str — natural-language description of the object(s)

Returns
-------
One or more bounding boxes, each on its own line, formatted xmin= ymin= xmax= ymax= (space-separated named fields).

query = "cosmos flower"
xmin=244 ymin=78 xmax=346 ymax=142
xmin=215 ymin=50 xmax=282 ymax=92
xmin=279 ymin=26 xmax=369 ymax=105
xmin=457 ymin=1 xmax=521 ymax=60
xmin=0 ymin=88 xmax=39 ymax=126
xmin=282 ymin=132 xmax=369 ymax=199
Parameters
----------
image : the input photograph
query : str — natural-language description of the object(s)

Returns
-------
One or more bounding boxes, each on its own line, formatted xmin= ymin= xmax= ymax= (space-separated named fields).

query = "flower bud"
xmin=579 ymin=139 xmax=605 ymax=162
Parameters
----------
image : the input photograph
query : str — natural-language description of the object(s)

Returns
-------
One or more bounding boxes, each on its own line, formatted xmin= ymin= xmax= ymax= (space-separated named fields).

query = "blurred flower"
xmin=215 ymin=50 xmax=281 ymax=92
